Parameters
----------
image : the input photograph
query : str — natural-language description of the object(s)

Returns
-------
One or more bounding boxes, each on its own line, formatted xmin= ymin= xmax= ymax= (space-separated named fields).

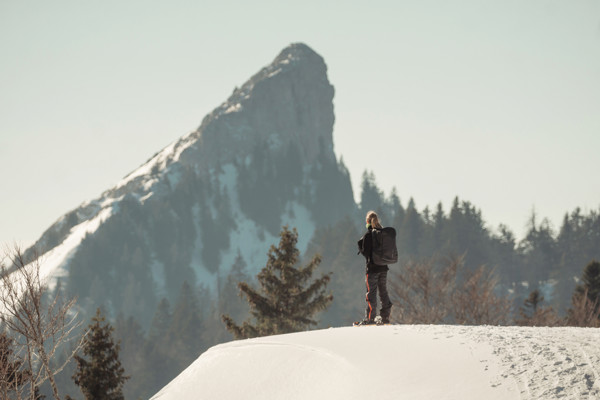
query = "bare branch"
xmin=0 ymin=245 xmax=82 ymax=400
xmin=566 ymin=289 xmax=600 ymax=327
xmin=389 ymin=256 xmax=512 ymax=325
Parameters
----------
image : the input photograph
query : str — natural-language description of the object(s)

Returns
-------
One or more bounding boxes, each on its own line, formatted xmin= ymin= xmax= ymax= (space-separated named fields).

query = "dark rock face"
xmin=32 ymin=43 xmax=339 ymax=256
xmin=186 ymin=42 xmax=336 ymax=170
xmin=101 ymin=43 xmax=337 ymax=200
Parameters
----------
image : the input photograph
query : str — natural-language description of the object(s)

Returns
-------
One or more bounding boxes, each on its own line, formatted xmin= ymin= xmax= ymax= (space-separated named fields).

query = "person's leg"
xmin=378 ymin=271 xmax=393 ymax=322
xmin=365 ymin=272 xmax=379 ymax=321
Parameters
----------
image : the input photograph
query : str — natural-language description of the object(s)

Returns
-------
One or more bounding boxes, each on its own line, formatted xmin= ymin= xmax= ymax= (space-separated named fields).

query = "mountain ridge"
xmin=21 ymin=42 xmax=355 ymax=329
xmin=27 ymin=42 xmax=339 ymax=263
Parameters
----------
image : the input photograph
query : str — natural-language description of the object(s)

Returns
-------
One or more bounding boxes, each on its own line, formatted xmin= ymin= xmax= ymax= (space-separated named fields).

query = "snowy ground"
xmin=150 ymin=324 xmax=600 ymax=400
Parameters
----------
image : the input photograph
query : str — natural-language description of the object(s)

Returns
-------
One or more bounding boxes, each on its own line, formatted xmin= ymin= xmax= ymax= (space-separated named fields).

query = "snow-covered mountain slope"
xmin=18 ymin=42 xmax=356 ymax=324
xmin=150 ymin=325 xmax=600 ymax=400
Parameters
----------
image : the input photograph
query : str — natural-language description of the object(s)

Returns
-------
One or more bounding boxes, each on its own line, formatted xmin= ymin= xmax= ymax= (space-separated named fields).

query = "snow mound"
xmin=149 ymin=324 xmax=600 ymax=400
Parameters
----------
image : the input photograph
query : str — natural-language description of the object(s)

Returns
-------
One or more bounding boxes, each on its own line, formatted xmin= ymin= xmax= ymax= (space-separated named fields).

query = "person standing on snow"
xmin=355 ymin=210 xmax=393 ymax=326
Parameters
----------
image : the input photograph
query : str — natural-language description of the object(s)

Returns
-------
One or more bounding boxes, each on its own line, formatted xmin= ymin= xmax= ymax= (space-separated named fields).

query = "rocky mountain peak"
xmin=26 ymin=43 xmax=353 ymax=285
xmin=180 ymin=42 xmax=335 ymax=171
xmin=105 ymin=43 xmax=336 ymax=200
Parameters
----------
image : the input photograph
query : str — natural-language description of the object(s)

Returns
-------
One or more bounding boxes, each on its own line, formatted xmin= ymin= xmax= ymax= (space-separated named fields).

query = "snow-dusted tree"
xmin=222 ymin=226 xmax=333 ymax=339
xmin=0 ymin=246 xmax=82 ymax=400
xmin=71 ymin=309 xmax=129 ymax=400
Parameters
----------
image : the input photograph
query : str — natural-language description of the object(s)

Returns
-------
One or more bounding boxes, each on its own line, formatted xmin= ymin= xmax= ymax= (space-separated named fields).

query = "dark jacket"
xmin=357 ymin=227 xmax=389 ymax=274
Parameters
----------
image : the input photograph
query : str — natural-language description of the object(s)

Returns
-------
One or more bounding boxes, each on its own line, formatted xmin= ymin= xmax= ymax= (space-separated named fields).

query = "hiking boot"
xmin=353 ymin=319 xmax=376 ymax=326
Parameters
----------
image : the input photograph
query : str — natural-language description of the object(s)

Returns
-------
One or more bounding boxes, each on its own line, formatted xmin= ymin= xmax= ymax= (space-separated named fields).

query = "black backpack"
xmin=371 ymin=227 xmax=398 ymax=265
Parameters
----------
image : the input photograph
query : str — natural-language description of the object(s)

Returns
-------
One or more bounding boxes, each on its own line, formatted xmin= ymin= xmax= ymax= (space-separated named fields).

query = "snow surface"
xmin=26 ymin=205 xmax=113 ymax=290
xmin=115 ymin=131 xmax=196 ymax=190
xmin=150 ymin=325 xmax=600 ymax=400
xmin=189 ymin=163 xmax=317 ymax=293
xmin=0 ymin=205 xmax=113 ymax=316
xmin=13 ymin=153 xmax=318 ymax=303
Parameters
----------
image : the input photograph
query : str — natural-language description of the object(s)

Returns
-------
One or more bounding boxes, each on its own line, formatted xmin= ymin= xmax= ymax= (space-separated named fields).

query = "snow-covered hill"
xmin=150 ymin=324 xmax=600 ymax=400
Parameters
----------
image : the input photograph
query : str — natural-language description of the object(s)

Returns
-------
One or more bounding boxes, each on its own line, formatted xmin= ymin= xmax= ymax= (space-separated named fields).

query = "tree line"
xmin=2 ymin=168 xmax=598 ymax=399
xmin=352 ymin=171 xmax=600 ymax=314
xmin=387 ymin=256 xmax=600 ymax=327
xmin=0 ymin=248 xmax=127 ymax=400
xmin=2 ymin=217 xmax=600 ymax=399
xmin=0 ymin=226 xmax=333 ymax=399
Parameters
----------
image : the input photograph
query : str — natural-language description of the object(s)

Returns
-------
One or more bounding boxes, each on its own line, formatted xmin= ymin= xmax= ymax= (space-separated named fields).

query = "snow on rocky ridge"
xmin=20 ymin=42 xmax=338 ymax=298
xmin=150 ymin=324 xmax=600 ymax=400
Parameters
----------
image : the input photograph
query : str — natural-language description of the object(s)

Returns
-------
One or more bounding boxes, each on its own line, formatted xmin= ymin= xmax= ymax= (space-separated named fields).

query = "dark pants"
xmin=365 ymin=271 xmax=392 ymax=321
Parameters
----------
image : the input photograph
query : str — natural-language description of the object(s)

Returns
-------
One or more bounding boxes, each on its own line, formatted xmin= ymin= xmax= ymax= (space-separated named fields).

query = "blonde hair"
xmin=366 ymin=211 xmax=383 ymax=229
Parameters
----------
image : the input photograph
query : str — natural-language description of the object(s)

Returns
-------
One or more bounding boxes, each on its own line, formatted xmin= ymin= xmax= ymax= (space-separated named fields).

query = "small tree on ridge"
xmin=71 ymin=309 xmax=129 ymax=400
xmin=222 ymin=226 xmax=333 ymax=339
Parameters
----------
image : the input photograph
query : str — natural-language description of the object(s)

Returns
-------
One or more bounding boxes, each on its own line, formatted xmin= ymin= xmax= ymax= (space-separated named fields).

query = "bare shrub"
xmin=0 ymin=246 xmax=83 ymax=400
xmin=390 ymin=256 xmax=511 ymax=325
xmin=565 ymin=289 xmax=600 ymax=327
xmin=452 ymin=266 xmax=511 ymax=325
xmin=514 ymin=289 xmax=562 ymax=327
xmin=389 ymin=257 xmax=458 ymax=324
xmin=0 ymin=331 xmax=29 ymax=399
xmin=516 ymin=307 xmax=562 ymax=327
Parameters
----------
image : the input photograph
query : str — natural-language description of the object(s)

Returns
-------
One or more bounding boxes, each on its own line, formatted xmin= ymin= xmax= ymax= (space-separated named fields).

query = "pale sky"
xmin=1 ymin=0 xmax=599 ymax=247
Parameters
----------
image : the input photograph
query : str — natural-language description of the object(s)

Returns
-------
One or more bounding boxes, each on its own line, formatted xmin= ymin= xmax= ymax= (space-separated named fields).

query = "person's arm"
xmin=362 ymin=231 xmax=372 ymax=263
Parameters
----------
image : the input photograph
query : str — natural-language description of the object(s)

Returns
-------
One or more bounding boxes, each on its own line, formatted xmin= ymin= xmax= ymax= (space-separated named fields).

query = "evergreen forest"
xmin=11 ymin=170 xmax=600 ymax=399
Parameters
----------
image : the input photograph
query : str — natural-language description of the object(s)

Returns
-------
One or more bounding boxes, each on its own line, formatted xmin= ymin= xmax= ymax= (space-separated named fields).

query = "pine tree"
xmin=148 ymin=298 xmax=173 ymax=345
xmin=169 ymin=282 xmax=204 ymax=370
xmin=142 ymin=298 xmax=176 ymax=400
xmin=524 ymin=289 xmax=543 ymax=314
xmin=113 ymin=315 xmax=145 ymax=400
xmin=399 ymin=198 xmax=422 ymax=257
xmin=431 ymin=202 xmax=446 ymax=251
xmin=222 ymin=226 xmax=333 ymax=339
xmin=218 ymin=251 xmax=250 ymax=328
xmin=515 ymin=289 xmax=560 ymax=326
xmin=576 ymin=260 xmax=600 ymax=306
xmin=519 ymin=211 xmax=558 ymax=283
xmin=572 ymin=260 xmax=600 ymax=317
xmin=72 ymin=309 xmax=129 ymax=400
xmin=359 ymin=170 xmax=384 ymax=217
